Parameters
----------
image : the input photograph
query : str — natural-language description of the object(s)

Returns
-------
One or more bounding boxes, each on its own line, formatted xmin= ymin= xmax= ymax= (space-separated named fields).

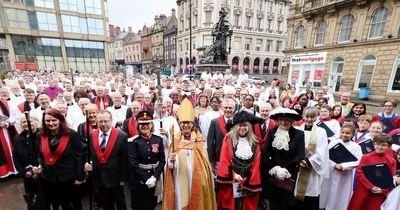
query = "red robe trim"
xmin=17 ymin=103 xmax=25 ymax=113
xmin=0 ymin=129 xmax=15 ymax=176
xmin=92 ymin=128 xmax=119 ymax=164
xmin=217 ymin=116 xmax=228 ymax=137
xmin=94 ymin=96 xmax=110 ymax=109
xmin=216 ymin=136 xmax=261 ymax=210
xmin=83 ymin=122 xmax=96 ymax=137
xmin=254 ymin=120 xmax=277 ymax=150
xmin=41 ymin=134 xmax=70 ymax=166
xmin=128 ymin=117 xmax=137 ymax=137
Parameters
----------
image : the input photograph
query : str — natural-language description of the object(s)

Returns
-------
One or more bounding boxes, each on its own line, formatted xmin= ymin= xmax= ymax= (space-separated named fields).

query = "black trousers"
xmin=41 ymin=179 xmax=82 ymax=210
xmin=97 ymin=186 xmax=127 ymax=210
xmin=131 ymin=189 xmax=157 ymax=210
xmin=292 ymin=196 xmax=319 ymax=210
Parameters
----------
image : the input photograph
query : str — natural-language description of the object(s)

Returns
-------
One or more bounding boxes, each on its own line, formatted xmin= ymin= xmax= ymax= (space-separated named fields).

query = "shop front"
xmin=287 ymin=52 xmax=327 ymax=94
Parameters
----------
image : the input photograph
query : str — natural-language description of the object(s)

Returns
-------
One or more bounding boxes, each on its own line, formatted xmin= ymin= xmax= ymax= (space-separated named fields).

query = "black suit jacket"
xmin=13 ymin=131 xmax=39 ymax=175
xmin=89 ymin=129 xmax=128 ymax=188
xmin=207 ymin=116 xmax=229 ymax=163
xmin=37 ymin=130 xmax=85 ymax=183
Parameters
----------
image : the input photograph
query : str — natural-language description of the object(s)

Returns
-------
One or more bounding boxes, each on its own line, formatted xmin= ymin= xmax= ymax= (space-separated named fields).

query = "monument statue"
xmin=200 ymin=8 xmax=233 ymax=64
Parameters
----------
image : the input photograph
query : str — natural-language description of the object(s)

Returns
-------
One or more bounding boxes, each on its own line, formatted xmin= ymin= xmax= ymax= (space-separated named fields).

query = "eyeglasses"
xmin=97 ymin=120 xmax=110 ymax=124
xmin=374 ymin=144 xmax=389 ymax=148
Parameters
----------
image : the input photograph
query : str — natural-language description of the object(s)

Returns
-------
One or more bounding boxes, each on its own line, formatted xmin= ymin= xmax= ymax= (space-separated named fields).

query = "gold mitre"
xmin=177 ymin=98 xmax=195 ymax=122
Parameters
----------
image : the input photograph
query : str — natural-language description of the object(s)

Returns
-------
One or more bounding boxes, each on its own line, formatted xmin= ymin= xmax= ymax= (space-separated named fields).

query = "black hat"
xmin=232 ymin=111 xmax=264 ymax=125
xmin=136 ymin=110 xmax=153 ymax=124
xmin=269 ymin=108 xmax=302 ymax=121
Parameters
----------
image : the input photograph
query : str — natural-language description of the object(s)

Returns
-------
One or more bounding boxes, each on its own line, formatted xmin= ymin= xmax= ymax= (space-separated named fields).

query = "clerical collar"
xmin=114 ymin=106 xmax=121 ymax=109
xmin=6 ymin=98 xmax=10 ymax=101
xmin=15 ymin=95 xmax=21 ymax=97
xmin=304 ymin=125 xmax=313 ymax=131
xmin=67 ymin=103 xmax=74 ymax=106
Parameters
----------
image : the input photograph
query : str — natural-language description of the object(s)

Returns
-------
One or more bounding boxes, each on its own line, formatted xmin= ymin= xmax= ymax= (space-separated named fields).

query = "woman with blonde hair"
xmin=217 ymin=111 xmax=264 ymax=210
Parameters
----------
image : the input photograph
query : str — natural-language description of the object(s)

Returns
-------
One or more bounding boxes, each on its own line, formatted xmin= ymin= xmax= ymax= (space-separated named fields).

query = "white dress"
xmin=320 ymin=139 xmax=362 ymax=210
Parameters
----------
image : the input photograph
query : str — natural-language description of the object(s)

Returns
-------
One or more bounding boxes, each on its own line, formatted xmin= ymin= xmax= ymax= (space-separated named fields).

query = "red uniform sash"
xmin=41 ymin=134 xmax=70 ymax=166
xmin=217 ymin=116 xmax=228 ymax=137
xmin=128 ymin=117 xmax=137 ymax=137
xmin=92 ymin=128 xmax=119 ymax=164
xmin=17 ymin=103 xmax=25 ymax=113
xmin=0 ymin=129 xmax=15 ymax=176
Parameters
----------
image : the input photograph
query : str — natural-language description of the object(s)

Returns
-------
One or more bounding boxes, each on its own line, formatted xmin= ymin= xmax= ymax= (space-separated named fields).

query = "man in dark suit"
xmin=254 ymin=102 xmax=277 ymax=150
xmin=207 ymin=99 xmax=236 ymax=166
xmin=85 ymin=110 xmax=128 ymax=210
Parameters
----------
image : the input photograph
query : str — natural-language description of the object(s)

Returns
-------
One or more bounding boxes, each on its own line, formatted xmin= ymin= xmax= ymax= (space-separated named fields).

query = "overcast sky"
xmin=108 ymin=0 xmax=177 ymax=32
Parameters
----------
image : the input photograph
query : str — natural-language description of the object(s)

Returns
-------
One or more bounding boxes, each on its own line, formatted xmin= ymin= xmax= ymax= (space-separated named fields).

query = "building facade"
xmin=0 ymin=0 xmax=109 ymax=72
xmin=108 ymin=31 xmax=131 ymax=65
xmin=152 ymin=15 xmax=167 ymax=64
xmin=140 ymin=25 xmax=153 ymax=67
xmin=163 ymin=9 xmax=178 ymax=69
xmin=123 ymin=32 xmax=141 ymax=65
xmin=176 ymin=0 xmax=290 ymax=76
xmin=285 ymin=0 xmax=400 ymax=100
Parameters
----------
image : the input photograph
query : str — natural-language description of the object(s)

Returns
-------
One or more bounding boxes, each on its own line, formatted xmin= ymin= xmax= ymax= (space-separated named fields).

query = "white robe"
xmin=295 ymin=126 xmax=330 ymax=197
xmin=320 ymin=139 xmax=362 ymax=210
xmin=316 ymin=118 xmax=341 ymax=142
xmin=106 ymin=105 xmax=128 ymax=128
xmin=381 ymin=186 xmax=400 ymax=210
xmin=0 ymin=102 xmax=19 ymax=177
xmin=199 ymin=110 xmax=222 ymax=139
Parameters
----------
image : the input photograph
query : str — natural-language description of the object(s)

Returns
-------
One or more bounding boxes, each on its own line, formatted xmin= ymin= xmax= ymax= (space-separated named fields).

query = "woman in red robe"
xmin=348 ymin=133 xmax=397 ymax=210
xmin=216 ymin=111 xmax=263 ymax=210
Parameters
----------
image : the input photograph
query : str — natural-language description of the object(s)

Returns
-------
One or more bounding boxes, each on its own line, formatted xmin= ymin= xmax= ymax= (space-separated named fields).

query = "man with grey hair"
xmin=122 ymin=101 xmax=142 ymax=138
xmin=92 ymin=86 xmax=113 ymax=110
xmin=207 ymin=98 xmax=235 ymax=164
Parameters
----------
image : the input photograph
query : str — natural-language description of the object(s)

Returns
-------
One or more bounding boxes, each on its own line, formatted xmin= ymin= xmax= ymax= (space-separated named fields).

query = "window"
xmin=193 ymin=15 xmax=198 ymax=27
xmin=277 ymin=21 xmax=282 ymax=32
xmin=205 ymin=0 xmax=213 ymax=3
xmin=315 ymin=21 xmax=326 ymax=45
xmin=388 ymin=55 xmax=400 ymax=91
xmin=60 ymin=0 xmax=80 ymax=12
xmin=338 ymin=15 xmax=354 ymax=42
xmin=257 ymin=0 xmax=263 ymax=11
xmin=355 ymin=54 xmax=376 ymax=89
xmin=267 ymin=19 xmax=272 ymax=30
xmin=234 ymin=37 xmax=241 ymax=50
xmin=247 ymin=0 xmax=252 ymax=8
xmin=257 ymin=18 xmax=262 ymax=29
xmin=85 ymin=0 xmax=102 ymax=15
xmin=245 ymin=38 xmax=252 ymax=50
xmin=222 ymin=0 xmax=229 ymax=4
xmin=268 ymin=1 xmax=273 ymax=12
xmin=87 ymin=18 xmax=104 ymax=35
xmin=256 ymin=39 xmax=262 ymax=51
xmin=3 ymin=0 xmax=24 ymax=4
xmin=278 ymin=2 xmax=284 ymax=14
xmin=276 ymin=41 xmax=282 ymax=52
xmin=294 ymin=25 xmax=305 ymax=48
xmin=36 ymin=12 xmax=57 ymax=31
xmin=235 ymin=0 xmax=240 ymax=6
xmin=205 ymin=11 xmax=212 ymax=23
xmin=34 ymin=0 xmax=54 ymax=8
xmin=62 ymin=15 xmax=88 ymax=34
xmin=5 ymin=8 xmax=29 ymax=29
xmin=234 ymin=15 xmax=240 ymax=26
xmin=203 ymin=35 xmax=212 ymax=47
xmin=245 ymin=16 xmax=251 ymax=28
xmin=369 ymin=7 xmax=388 ymax=38
xmin=266 ymin=40 xmax=272 ymax=52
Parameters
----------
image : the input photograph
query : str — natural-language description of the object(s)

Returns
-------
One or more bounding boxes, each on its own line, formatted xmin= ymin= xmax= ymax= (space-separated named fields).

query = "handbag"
xmin=269 ymin=177 xmax=295 ymax=192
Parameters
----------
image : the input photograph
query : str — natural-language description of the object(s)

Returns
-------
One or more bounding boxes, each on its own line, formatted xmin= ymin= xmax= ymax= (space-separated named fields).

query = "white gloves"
xmin=145 ymin=176 xmax=157 ymax=188
xmin=269 ymin=166 xmax=291 ymax=180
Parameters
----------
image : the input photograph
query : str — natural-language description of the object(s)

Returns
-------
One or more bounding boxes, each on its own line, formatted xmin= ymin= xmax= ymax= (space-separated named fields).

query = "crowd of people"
xmin=0 ymin=69 xmax=400 ymax=210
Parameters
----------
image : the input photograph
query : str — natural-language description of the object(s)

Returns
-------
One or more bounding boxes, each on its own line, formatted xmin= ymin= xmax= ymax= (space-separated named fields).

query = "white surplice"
xmin=320 ymin=139 xmax=362 ymax=210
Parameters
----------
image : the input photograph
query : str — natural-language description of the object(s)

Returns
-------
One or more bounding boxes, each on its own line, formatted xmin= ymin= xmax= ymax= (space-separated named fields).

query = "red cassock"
xmin=347 ymin=152 xmax=396 ymax=210
xmin=216 ymin=136 xmax=262 ymax=210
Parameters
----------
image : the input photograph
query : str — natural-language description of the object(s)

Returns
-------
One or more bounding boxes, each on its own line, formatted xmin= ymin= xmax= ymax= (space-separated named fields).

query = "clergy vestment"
xmin=163 ymin=130 xmax=216 ymax=210
xmin=0 ymin=99 xmax=19 ymax=178
xmin=319 ymin=139 xmax=362 ymax=210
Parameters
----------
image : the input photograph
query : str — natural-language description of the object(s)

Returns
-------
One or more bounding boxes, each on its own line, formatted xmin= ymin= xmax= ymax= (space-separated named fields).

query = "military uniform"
xmin=128 ymin=111 xmax=165 ymax=210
